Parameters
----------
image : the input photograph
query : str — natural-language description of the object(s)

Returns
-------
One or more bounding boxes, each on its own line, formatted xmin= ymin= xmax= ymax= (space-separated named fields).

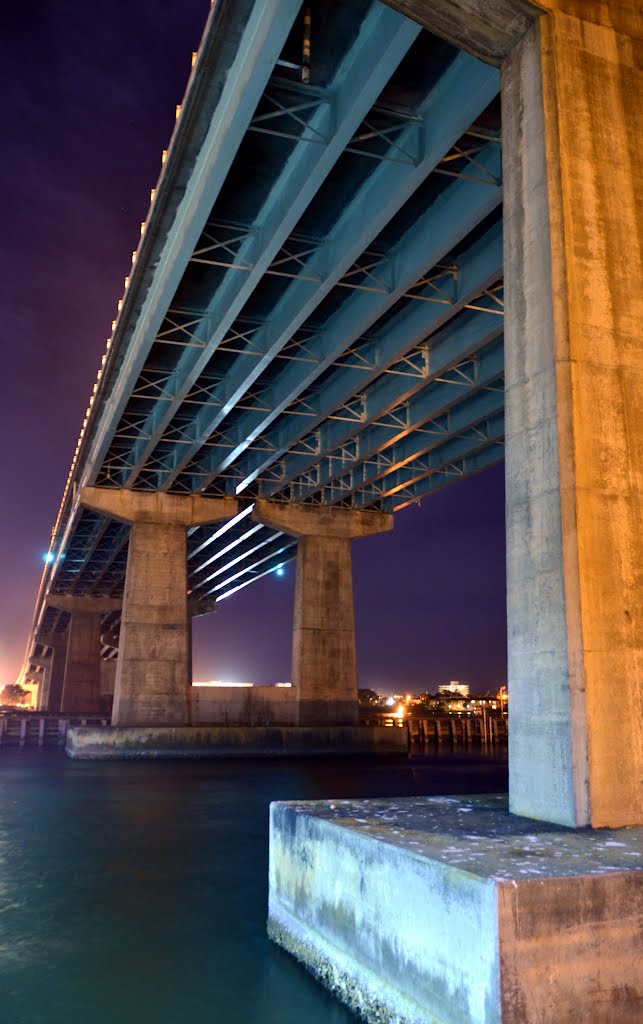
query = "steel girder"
xmin=187 ymin=145 xmax=501 ymax=496
xmin=24 ymin=0 xmax=510 ymax=678
xmin=289 ymin=340 xmax=504 ymax=502
xmin=328 ymin=411 xmax=504 ymax=505
xmin=83 ymin=0 xmax=304 ymax=489
xmin=381 ymin=445 xmax=505 ymax=512
xmin=150 ymin=54 xmax=500 ymax=491
xmin=118 ymin=5 xmax=423 ymax=489
xmin=245 ymin=222 xmax=503 ymax=497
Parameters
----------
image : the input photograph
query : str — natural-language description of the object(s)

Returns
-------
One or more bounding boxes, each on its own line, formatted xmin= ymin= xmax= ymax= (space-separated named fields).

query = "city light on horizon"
xmin=191 ymin=680 xmax=293 ymax=688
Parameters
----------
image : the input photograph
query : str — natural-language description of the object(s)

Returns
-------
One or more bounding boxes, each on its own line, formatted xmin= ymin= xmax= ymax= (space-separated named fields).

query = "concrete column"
xmin=100 ymin=658 xmax=117 ymax=715
xmin=80 ymin=487 xmax=238 ymax=726
xmin=47 ymin=596 xmax=121 ymax=715
xmin=253 ymin=502 xmax=393 ymax=725
xmin=502 ymin=7 xmax=642 ymax=826
xmin=34 ymin=632 xmax=69 ymax=713
xmin=28 ymin=657 xmax=50 ymax=711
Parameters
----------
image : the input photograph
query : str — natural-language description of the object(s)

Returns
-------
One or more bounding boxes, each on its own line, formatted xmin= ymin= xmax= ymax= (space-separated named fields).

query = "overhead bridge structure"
xmin=24 ymin=0 xmax=505 ymax=724
xmin=21 ymin=0 xmax=641 ymax=830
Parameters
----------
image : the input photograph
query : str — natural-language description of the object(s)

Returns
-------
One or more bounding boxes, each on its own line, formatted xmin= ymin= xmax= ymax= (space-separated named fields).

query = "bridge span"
xmin=23 ymin=0 xmax=504 ymax=722
xmin=20 ymin=0 xmax=640 ymax=831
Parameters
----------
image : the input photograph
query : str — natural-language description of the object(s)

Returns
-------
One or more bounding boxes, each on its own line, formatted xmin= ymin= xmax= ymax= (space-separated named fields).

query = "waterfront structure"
xmin=21 ymin=0 xmax=640 ymax=817
xmin=23 ymin=0 xmax=505 ymax=735
xmin=18 ymin=0 xmax=642 ymax=1019
xmin=267 ymin=1 xmax=641 ymax=1021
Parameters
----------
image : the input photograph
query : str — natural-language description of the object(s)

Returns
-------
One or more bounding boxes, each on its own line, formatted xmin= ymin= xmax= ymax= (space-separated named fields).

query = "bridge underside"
xmin=33 ymin=0 xmax=503 ymax=632
xmin=24 ymin=0 xmax=641 ymax=834
xmin=29 ymin=2 xmax=505 ymax=726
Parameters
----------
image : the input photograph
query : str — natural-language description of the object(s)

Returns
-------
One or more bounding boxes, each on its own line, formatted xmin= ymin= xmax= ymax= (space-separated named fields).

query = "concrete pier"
xmin=253 ymin=502 xmax=393 ymax=725
xmin=269 ymin=795 xmax=643 ymax=1024
xmin=28 ymin=653 xmax=53 ymax=711
xmin=80 ymin=488 xmax=238 ymax=727
xmin=34 ymin=632 xmax=68 ymax=713
xmin=501 ymin=2 xmax=642 ymax=830
xmin=46 ymin=596 xmax=120 ymax=715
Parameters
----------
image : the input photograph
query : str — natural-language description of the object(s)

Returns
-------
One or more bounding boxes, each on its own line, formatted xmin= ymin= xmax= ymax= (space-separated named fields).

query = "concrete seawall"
xmin=190 ymin=684 xmax=298 ymax=726
xmin=66 ymin=724 xmax=409 ymax=759
xmin=268 ymin=794 xmax=643 ymax=1023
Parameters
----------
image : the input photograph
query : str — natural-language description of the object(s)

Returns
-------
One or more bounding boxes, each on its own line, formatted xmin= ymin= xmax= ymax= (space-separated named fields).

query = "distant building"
xmin=438 ymin=681 xmax=469 ymax=697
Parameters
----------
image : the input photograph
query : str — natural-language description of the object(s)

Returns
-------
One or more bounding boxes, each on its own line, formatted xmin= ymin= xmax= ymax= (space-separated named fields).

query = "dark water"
xmin=0 ymin=749 xmax=507 ymax=1024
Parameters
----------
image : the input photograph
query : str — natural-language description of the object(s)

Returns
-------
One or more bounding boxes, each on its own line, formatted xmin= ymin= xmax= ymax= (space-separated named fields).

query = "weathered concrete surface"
xmin=190 ymin=684 xmax=298 ymax=726
xmin=46 ymin=594 xmax=122 ymax=615
xmin=384 ymin=0 xmax=642 ymax=68
xmin=293 ymin=535 xmax=361 ymax=725
xmin=77 ymin=488 xmax=238 ymax=727
xmin=80 ymin=485 xmax=238 ymax=527
xmin=100 ymin=657 xmax=116 ymax=697
xmin=253 ymin=502 xmax=394 ymax=726
xmin=34 ymin=632 xmax=68 ymax=713
xmin=99 ymin=657 xmax=116 ymax=716
xmin=44 ymin=597 xmax=121 ymax=714
xmin=269 ymin=794 xmax=643 ymax=1024
xmin=113 ymin=520 xmax=192 ymax=726
xmin=502 ymin=6 xmax=643 ymax=827
xmin=58 ymin=610 xmax=104 ymax=715
xmin=382 ymin=0 xmax=538 ymax=66
xmin=253 ymin=501 xmax=394 ymax=540
xmin=65 ymin=725 xmax=408 ymax=759
xmin=28 ymin=654 xmax=52 ymax=711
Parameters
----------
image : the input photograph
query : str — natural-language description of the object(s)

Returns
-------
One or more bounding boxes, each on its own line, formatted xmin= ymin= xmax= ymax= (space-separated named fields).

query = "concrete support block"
xmin=253 ymin=503 xmax=393 ymax=725
xmin=190 ymin=684 xmax=299 ymax=726
xmin=253 ymin=501 xmax=394 ymax=541
xmin=269 ymin=794 xmax=643 ymax=1024
xmin=78 ymin=488 xmax=238 ymax=727
xmin=80 ymin=486 xmax=237 ymax=527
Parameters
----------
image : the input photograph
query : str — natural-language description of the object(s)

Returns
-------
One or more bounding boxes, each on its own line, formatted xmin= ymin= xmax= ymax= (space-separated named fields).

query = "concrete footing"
xmin=65 ymin=724 xmax=408 ymax=759
xmin=268 ymin=794 xmax=643 ymax=1024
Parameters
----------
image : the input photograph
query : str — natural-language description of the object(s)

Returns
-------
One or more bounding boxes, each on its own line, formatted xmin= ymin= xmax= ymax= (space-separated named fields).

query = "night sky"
xmin=0 ymin=0 xmax=507 ymax=694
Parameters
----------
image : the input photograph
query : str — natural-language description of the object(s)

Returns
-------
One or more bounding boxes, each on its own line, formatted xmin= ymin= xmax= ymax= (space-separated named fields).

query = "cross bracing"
xmin=28 ymin=0 xmax=505 ymax=663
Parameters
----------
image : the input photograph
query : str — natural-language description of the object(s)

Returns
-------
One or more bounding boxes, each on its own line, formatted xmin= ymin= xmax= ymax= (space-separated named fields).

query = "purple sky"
xmin=0 ymin=0 xmax=506 ymax=694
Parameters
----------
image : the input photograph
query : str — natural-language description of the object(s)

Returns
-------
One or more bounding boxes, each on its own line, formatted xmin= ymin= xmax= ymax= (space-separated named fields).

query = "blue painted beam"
xmin=289 ymin=337 xmax=503 ymax=498
xmin=119 ymin=3 xmax=423 ymax=487
xmin=382 ymin=445 xmax=505 ymax=512
xmin=348 ymin=411 xmax=505 ymax=504
xmin=158 ymin=56 xmax=501 ymax=491
xmin=293 ymin=371 xmax=504 ymax=502
xmin=254 ymin=226 xmax=503 ymax=495
xmin=192 ymin=144 xmax=502 ymax=493
xmin=83 ymin=0 xmax=303 ymax=489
